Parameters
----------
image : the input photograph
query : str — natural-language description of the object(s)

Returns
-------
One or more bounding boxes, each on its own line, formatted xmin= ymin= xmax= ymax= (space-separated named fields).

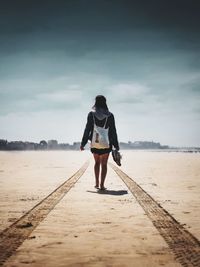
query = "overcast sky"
xmin=0 ymin=0 xmax=200 ymax=147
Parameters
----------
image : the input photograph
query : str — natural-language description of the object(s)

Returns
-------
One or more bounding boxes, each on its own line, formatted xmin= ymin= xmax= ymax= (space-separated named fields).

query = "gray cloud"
xmin=0 ymin=0 xmax=200 ymax=146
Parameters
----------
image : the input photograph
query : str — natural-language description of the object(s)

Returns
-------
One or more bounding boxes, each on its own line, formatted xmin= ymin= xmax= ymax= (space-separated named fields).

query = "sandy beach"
xmin=0 ymin=150 xmax=200 ymax=266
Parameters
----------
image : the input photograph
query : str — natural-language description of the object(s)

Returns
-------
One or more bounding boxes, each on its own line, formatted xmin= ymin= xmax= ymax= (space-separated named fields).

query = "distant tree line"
xmin=0 ymin=139 xmax=169 ymax=151
xmin=0 ymin=139 xmax=81 ymax=151
xmin=119 ymin=141 xmax=169 ymax=149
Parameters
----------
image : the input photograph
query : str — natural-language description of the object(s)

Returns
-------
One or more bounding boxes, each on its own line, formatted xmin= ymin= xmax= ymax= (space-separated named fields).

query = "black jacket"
xmin=81 ymin=111 xmax=119 ymax=150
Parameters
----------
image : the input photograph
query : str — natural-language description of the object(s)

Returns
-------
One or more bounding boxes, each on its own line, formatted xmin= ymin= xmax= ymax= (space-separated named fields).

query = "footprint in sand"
xmin=188 ymin=185 xmax=196 ymax=189
xmin=151 ymin=183 xmax=157 ymax=186
xmin=16 ymin=222 xmax=33 ymax=228
xmin=8 ymin=218 xmax=18 ymax=223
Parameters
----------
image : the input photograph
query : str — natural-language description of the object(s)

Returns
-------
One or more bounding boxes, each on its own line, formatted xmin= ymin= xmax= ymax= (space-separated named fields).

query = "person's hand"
xmin=80 ymin=146 xmax=84 ymax=151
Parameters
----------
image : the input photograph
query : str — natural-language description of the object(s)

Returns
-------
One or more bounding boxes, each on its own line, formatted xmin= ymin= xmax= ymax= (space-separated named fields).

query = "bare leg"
xmin=93 ymin=153 xmax=100 ymax=187
xmin=100 ymin=153 xmax=110 ymax=189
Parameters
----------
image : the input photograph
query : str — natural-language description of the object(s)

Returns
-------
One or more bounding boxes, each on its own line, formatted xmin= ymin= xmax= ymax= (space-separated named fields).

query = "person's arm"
xmin=80 ymin=112 xmax=93 ymax=149
xmin=110 ymin=113 xmax=120 ymax=151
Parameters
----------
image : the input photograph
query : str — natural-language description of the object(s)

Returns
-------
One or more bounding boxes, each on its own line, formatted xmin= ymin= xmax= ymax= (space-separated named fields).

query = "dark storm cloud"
xmin=0 ymin=0 xmax=199 ymax=85
xmin=0 ymin=0 xmax=200 ymax=146
xmin=1 ymin=0 xmax=200 ymax=31
xmin=1 ymin=0 xmax=199 ymax=74
xmin=0 ymin=0 xmax=200 ymax=54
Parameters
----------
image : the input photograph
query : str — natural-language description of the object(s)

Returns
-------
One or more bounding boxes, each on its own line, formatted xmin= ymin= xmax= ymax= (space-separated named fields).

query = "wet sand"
xmin=0 ymin=151 xmax=199 ymax=266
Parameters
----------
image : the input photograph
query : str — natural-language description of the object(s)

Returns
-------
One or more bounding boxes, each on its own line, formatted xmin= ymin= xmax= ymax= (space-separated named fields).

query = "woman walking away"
xmin=80 ymin=95 xmax=120 ymax=190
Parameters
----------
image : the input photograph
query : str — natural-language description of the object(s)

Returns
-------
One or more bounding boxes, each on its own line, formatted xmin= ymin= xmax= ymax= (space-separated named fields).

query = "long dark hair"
xmin=92 ymin=95 xmax=109 ymax=111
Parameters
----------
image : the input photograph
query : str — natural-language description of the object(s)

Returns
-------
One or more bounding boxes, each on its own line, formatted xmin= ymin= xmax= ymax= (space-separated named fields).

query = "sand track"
xmin=0 ymin=159 xmax=199 ymax=267
xmin=0 ymin=160 xmax=89 ymax=266
xmin=109 ymin=163 xmax=200 ymax=267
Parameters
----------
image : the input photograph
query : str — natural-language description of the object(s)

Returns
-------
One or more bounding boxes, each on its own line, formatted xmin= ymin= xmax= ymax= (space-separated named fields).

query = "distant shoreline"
xmin=0 ymin=139 xmax=199 ymax=152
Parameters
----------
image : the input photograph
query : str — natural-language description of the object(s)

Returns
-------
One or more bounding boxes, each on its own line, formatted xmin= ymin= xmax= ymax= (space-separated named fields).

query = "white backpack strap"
xmin=103 ymin=116 xmax=108 ymax=128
